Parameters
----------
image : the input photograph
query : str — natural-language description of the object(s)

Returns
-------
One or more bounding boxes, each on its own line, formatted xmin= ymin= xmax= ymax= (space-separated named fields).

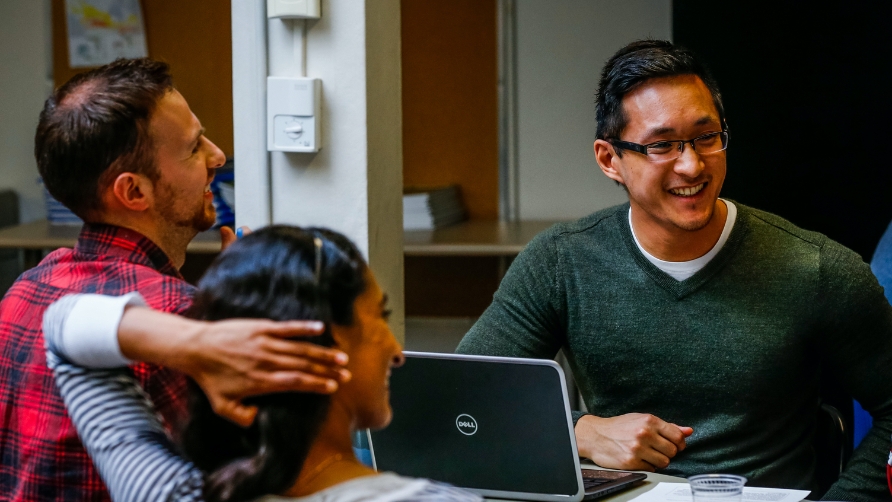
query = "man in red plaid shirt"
xmin=0 ymin=59 xmax=347 ymax=501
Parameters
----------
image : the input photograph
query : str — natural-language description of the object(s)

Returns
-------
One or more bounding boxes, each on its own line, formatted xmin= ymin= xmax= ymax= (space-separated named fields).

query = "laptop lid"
xmin=369 ymin=352 xmax=585 ymax=501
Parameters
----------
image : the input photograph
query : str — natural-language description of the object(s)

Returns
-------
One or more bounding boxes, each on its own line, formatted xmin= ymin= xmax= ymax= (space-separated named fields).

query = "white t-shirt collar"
xmin=629 ymin=199 xmax=737 ymax=282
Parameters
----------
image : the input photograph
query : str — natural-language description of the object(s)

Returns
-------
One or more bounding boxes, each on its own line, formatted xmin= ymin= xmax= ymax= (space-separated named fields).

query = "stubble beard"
xmin=673 ymin=207 xmax=714 ymax=232
xmin=669 ymin=195 xmax=723 ymax=232
xmin=155 ymin=182 xmax=216 ymax=233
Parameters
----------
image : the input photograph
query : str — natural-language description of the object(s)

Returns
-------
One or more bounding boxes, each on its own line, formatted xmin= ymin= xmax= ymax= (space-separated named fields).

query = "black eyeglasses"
xmin=609 ymin=131 xmax=729 ymax=163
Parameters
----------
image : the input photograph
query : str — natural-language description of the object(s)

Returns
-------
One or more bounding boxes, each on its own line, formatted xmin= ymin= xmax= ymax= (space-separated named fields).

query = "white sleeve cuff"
xmin=60 ymin=292 xmax=147 ymax=368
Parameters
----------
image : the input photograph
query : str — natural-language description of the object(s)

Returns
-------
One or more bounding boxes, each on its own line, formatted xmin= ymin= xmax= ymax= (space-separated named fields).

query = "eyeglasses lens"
xmin=693 ymin=133 xmax=725 ymax=154
xmin=647 ymin=132 xmax=727 ymax=162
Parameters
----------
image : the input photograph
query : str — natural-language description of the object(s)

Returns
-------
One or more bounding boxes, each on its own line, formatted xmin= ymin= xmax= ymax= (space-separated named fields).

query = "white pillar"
xmin=232 ymin=0 xmax=404 ymax=342
xmin=232 ymin=0 xmax=271 ymax=229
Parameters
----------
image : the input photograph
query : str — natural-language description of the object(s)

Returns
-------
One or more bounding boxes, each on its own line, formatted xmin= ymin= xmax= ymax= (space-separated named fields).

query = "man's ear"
xmin=110 ymin=172 xmax=154 ymax=212
xmin=594 ymin=139 xmax=625 ymax=185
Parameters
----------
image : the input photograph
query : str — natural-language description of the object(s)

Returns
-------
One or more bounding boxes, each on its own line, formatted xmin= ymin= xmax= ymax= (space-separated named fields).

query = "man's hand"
xmin=117 ymin=307 xmax=349 ymax=427
xmin=220 ymin=226 xmax=251 ymax=250
xmin=575 ymin=413 xmax=693 ymax=471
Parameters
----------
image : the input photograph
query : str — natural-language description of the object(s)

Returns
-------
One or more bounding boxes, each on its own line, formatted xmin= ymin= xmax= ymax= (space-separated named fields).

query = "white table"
xmin=483 ymin=463 xmax=687 ymax=501
xmin=593 ymin=467 xmax=686 ymax=502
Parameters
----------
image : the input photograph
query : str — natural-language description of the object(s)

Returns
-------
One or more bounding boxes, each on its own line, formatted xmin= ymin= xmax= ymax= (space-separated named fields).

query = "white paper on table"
xmin=628 ymin=482 xmax=810 ymax=502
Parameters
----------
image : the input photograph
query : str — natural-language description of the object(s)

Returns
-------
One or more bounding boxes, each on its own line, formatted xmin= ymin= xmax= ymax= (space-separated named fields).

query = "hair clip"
xmin=313 ymin=237 xmax=323 ymax=285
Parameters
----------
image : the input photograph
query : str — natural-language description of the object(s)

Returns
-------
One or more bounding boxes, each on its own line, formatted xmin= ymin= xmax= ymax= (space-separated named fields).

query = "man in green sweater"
xmin=456 ymin=40 xmax=892 ymax=500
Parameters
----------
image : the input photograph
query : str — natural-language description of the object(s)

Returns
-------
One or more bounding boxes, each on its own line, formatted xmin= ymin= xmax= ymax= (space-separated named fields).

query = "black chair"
xmin=813 ymin=387 xmax=854 ymax=498
xmin=0 ymin=190 xmax=20 ymax=297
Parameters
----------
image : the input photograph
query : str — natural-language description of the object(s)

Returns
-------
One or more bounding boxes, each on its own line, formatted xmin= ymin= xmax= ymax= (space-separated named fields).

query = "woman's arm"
xmin=45 ymin=292 xmax=348 ymax=426
xmin=45 ymin=295 xmax=204 ymax=502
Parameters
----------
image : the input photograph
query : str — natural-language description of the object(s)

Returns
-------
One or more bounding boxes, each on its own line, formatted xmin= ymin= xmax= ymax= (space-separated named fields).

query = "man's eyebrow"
xmin=695 ymin=116 xmax=718 ymax=126
xmin=645 ymin=126 xmax=676 ymax=138
xmin=190 ymin=127 xmax=206 ymax=146
xmin=643 ymin=116 xmax=720 ymax=139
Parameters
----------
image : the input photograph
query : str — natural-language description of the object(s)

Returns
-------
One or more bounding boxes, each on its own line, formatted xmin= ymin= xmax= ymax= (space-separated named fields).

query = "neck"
xmin=285 ymin=402 xmax=377 ymax=497
xmin=91 ymin=213 xmax=194 ymax=269
xmin=630 ymin=199 xmax=728 ymax=262
xmin=149 ymin=224 xmax=196 ymax=270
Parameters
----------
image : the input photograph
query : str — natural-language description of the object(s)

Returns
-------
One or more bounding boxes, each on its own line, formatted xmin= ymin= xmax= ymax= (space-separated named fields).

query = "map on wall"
xmin=65 ymin=0 xmax=148 ymax=68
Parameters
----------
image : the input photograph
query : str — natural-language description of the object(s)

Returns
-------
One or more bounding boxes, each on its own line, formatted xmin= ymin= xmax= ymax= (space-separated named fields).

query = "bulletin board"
xmin=52 ymin=0 xmax=234 ymax=157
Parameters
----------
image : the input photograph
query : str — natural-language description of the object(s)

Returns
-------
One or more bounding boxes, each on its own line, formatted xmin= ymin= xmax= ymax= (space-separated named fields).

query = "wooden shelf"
xmin=0 ymin=220 xmax=223 ymax=254
xmin=0 ymin=219 xmax=565 ymax=258
xmin=403 ymin=220 xmax=561 ymax=256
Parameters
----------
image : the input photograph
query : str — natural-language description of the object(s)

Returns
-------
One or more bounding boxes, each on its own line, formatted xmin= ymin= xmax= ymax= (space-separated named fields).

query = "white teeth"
xmin=670 ymin=183 xmax=705 ymax=196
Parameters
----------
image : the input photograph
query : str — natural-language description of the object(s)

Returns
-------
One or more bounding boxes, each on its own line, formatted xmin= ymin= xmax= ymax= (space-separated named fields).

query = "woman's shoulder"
xmin=257 ymin=472 xmax=482 ymax=502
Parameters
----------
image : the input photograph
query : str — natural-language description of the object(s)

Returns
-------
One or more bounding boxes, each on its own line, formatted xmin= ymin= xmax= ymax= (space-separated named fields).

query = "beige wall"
xmin=515 ymin=0 xmax=672 ymax=220
xmin=0 ymin=0 xmax=52 ymax=224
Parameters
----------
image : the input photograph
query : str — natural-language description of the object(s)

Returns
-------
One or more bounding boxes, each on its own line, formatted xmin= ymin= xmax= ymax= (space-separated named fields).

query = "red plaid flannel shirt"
xmin=0 ymin=224 xmax=195 ymax=501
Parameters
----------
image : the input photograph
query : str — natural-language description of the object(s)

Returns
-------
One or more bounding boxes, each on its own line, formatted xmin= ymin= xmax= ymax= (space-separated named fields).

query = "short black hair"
xmin=595 ymin=40 xmax=726 ymax=147
xmin=34 ymin=58 xmax=173 ymax=220
xmin=180 ymin=225 xmax=367 ymax=502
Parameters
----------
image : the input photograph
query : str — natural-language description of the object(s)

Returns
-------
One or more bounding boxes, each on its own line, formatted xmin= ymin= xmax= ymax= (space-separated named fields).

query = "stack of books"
xmin=40 ymin=179 xmax=82 ymax=225
xmin=403 ymin=185 xmax=466 ymax=231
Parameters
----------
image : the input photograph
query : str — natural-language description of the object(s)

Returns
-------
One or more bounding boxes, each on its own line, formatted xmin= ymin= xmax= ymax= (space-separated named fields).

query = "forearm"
xmin=45 ymin=292 xmax=351 ymax=427
xmin=43 ymin=292 xmax=203 ymax=372
xmin=116 ymin=305 xmax=205 ymax=371
xmin=824 ymin=408 xmax=892 ymax=500
xmin=574 ymin=413 xmax=692 ymax=471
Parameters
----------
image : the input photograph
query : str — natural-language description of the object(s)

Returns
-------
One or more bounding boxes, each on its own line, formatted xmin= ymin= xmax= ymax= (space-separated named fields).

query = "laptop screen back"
xmin=370 ymin=353 xmax=581 ymax=499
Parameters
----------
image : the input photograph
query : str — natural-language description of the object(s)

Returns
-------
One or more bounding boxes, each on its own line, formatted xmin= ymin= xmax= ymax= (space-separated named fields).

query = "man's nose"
xmin=673 ymin=141 xmax=705 ymax=178
xmin=206 ymin=139 xmax=226 ymax=170
xmin=392 ymin=351 xmax=406 ymax=368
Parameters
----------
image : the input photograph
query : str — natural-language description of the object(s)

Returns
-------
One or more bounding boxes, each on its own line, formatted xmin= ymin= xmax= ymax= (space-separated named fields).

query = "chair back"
xmin=813 ymin=397 xmax=853 ymax=497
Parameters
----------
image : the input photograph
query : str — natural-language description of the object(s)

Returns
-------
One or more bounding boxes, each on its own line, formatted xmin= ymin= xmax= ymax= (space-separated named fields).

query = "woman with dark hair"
xmin=45 ymin=225 xmax=480 ymax=501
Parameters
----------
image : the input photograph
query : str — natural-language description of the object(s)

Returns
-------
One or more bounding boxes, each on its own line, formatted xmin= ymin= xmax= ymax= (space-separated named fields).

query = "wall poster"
xmin=65 ymin=0 xmax=148 ymax=68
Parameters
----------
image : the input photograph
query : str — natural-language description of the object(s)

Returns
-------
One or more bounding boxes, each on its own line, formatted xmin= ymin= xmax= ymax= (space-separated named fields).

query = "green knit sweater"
xmin=456 ymin=203 xmax=892 ymax=500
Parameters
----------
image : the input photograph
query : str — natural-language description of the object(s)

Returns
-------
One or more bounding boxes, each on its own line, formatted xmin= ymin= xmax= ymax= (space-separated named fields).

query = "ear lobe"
xmin=111 ymin=172 xmax=153 ymax=212
xmin=328 ymin=325 xmax=352 ymax=353
xmin=594 ymin=139 xmax=625 ymax=185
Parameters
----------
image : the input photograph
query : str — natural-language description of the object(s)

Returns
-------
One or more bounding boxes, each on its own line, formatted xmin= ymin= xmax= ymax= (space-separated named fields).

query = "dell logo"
xmin=456 ymin=414 xmax=478 ymax=435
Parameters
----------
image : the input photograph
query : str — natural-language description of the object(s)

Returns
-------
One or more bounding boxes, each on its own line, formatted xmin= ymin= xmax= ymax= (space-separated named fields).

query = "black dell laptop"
xmin=368 ymin=352 xmax=646 ymax=501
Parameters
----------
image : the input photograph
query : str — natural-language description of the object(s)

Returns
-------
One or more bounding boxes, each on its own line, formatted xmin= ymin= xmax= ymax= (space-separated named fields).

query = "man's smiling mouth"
xmin=669 ymin=182 xmax=706 ymax=197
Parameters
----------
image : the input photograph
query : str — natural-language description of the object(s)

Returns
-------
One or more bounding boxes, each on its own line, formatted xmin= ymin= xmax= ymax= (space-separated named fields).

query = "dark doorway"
xmin=674 ymin=2 xmax=892 ymax=260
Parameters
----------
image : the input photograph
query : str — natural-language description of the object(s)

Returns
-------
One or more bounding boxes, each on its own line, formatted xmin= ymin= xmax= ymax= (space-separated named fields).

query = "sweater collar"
xmin=617 ymin=200 xmax=751 ymax=299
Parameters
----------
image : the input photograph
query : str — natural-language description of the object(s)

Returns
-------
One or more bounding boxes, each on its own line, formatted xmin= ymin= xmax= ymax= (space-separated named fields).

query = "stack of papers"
xmin=629 ymin=482 xmax=810 ymax=502
xmin=403 ymin=185 xmax=466 ymax=231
